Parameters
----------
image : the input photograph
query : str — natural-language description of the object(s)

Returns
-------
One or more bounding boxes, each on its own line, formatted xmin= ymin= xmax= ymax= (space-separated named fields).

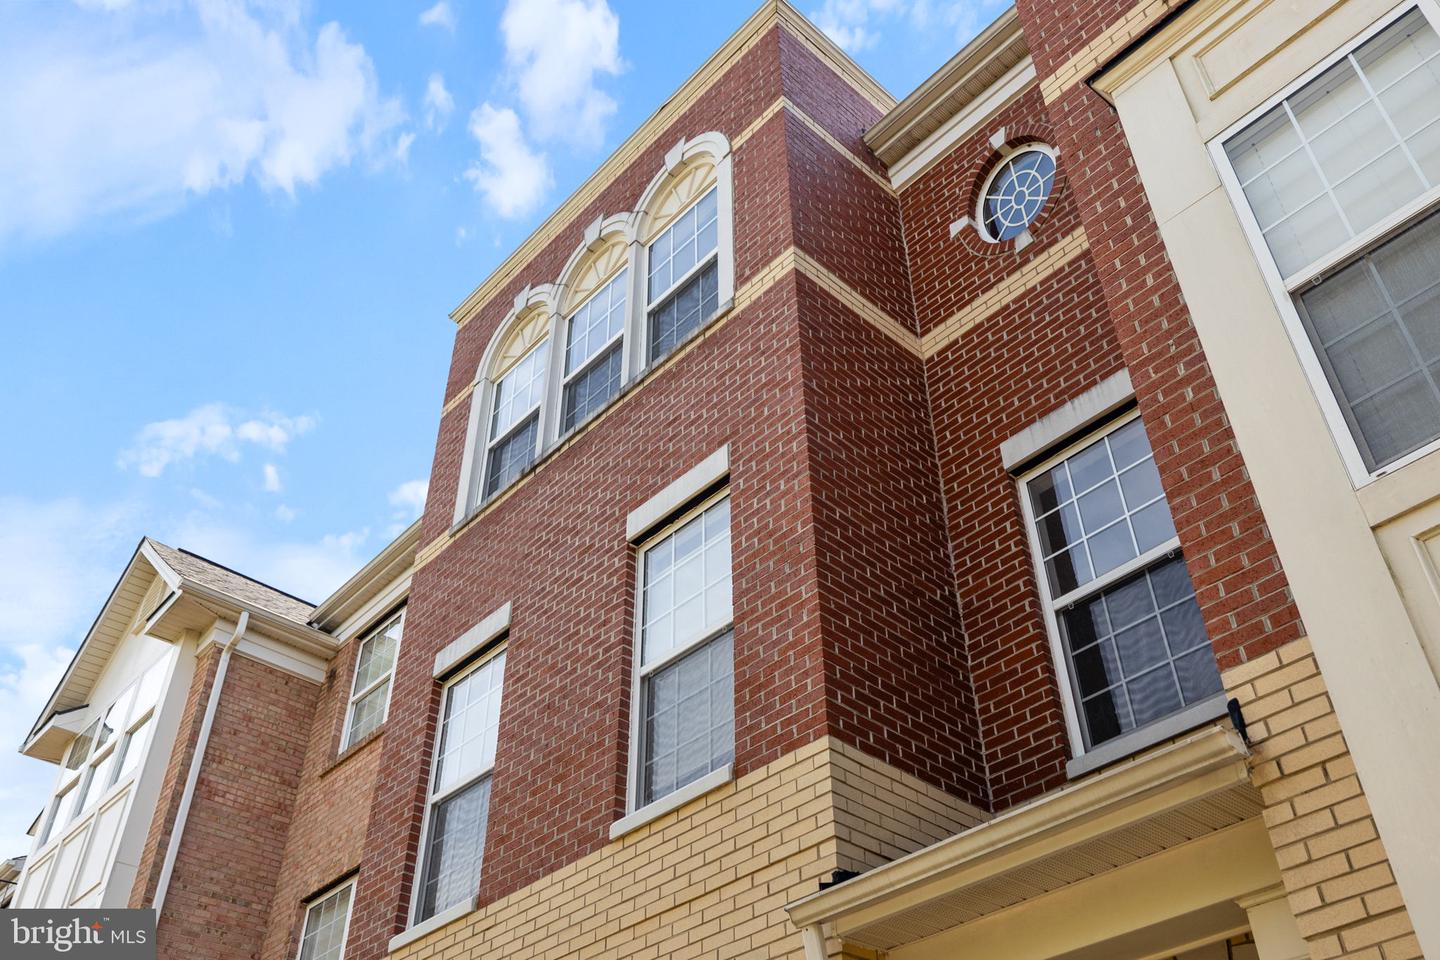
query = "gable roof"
xmin=21 ymin=537 xmax=327 ymax=761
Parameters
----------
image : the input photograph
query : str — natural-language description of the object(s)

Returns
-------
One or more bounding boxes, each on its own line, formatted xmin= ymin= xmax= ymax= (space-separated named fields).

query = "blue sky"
xmin=0 ymin=0 xmax=1005 ymax=857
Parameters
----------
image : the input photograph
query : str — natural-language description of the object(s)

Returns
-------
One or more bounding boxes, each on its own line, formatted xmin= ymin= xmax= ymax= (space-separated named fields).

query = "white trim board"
xmin=626 ymin=446 xmax=730 ymax=541
xmin=433 ymin=603 xmax=512 ymax=679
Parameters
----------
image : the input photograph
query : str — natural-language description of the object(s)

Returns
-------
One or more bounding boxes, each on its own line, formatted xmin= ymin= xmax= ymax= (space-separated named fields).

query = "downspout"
xmin=800 ymin=924 xmax=828 ymax=960
xmin=152 ymin=610 xmax=247 ymax=915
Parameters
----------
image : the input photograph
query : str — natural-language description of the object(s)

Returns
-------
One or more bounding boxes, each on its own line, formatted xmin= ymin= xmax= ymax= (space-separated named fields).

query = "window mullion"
xmin=1282 ymin=98 xmax=1357 ymax=238
xmin=1349 ymin=51 xmax=1433 ymax=190
xmin=1047 ymin=538 xmax=1181 ymax=611
xmin=638 ymin=620 xmax=734 ymax=678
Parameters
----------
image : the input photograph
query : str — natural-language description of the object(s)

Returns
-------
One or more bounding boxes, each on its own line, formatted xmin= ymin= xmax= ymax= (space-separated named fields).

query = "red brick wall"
xmin=260 ymin=633 xmax=389 ymax=960
xmin=1012 ymin=0 xmax=1303 ymax=671
xmin=893 ymin=88 xmax=1123 ymax=808
xmin=149 ymin=652 xmax=318 ymax=960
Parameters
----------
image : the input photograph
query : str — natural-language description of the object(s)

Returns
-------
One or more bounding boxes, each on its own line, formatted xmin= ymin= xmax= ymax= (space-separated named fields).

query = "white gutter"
xmin=152 ymin=609 xmax=247 ymax=915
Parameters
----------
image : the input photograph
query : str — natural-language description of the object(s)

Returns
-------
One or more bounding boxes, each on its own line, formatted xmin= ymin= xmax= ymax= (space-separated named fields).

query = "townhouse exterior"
xmin=9 ymin=1 xmax=1440 ymax=959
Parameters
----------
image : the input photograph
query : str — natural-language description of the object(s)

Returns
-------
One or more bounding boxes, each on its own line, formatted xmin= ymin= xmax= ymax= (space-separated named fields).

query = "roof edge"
xmin=448 ymin=0 xmax=894 ymax=331
xmin=309 ymin=520 xmax=420 ymax=630
xmin=864 ymin=6 xmax=1025 ymax=165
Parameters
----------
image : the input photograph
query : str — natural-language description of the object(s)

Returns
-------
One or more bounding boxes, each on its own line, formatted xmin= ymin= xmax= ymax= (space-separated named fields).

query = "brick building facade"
xmin=12 ymin=2 xmax=1440 ymax=959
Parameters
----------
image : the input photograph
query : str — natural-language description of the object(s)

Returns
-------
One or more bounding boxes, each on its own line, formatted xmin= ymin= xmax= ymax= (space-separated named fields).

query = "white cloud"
xmin=464 ymin=103 xmax=552 ymax=219
xmin=0 ymin=497 xmax=139 ymax=855
xmin=0 ymin=0 xmax=406 ymax=242
xmin=810 ymin=0 xmax=1001 ymax=52
xmin=389 ymin=479 xmax=428 ymax=515
xmin=275 ymin=504 xmax=298 ymax=522
xmin=424 ymin=73 xmax=454 ymax=131
xmin=118 ymin=403 xmax=316 ymax=477
xmin=418 ymin=1 xmax=457 ymax=32
xmin=499 ymin=0 xmax=624 ymax=146
xmin=262 ymin=462 xmax=282 ymax=493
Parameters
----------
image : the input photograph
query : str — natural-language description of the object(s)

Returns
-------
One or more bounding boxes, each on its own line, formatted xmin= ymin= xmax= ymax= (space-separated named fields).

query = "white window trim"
xmin=296 ymin=877 xmax=356 ymax=960
xmin=623 ymin=488 xmax=735 ymax=820
xmin=555 ymin=269 xmax=630 ymax=436
xmin=479 ymin=339 xmax=549 ymax=502
xmin=1016 ymin=408 xmax=1192 ymax=761
xmin=1209 ymin=0 xmax=1440 ymax=485
xmin=339 ymin=607 xmax=404 ymax=752
xmin=974 ymin=142 xmax=1059 ymax=247
xmin=451 ymin=134 xmax=735 ymax=524
xmin=407 ymin=644 xmax=506 ymax=929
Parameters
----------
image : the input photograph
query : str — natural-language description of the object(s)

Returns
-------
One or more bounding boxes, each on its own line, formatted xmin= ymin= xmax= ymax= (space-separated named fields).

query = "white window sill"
xmin=609 ymin=764 xmax=732 ymax=840
xmin=1066 ymin=694 xmax=1230 ymax=780
xmin=387 ymin=898 xmax=474 ymax=954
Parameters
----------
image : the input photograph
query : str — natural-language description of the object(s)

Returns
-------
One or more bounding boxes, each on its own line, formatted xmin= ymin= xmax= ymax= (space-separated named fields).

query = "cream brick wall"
xmin=1224 ymin=639 xmax=1422 ymax=960
xmin=389 ymin=737 xmax=984 ymax=960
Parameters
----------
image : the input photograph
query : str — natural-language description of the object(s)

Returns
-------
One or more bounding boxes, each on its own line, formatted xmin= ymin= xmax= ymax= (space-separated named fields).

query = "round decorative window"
xmin=979 ymin=146 xmax=1057 ymax=242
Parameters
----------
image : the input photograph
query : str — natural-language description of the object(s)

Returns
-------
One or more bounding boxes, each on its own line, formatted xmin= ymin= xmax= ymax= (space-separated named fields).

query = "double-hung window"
xmin=342 ymin=609 xmax=403 ymax=750
xmin=1019 ymin=414 xmax=1223 ymax=754
xmin=297 ymin=879 xmax=354 ymax=960
xmin=414 ymin=649 xmax=505 ymax=924
xmin=646 ymin=188 xmax=720 ymax=364
xmin=632 ymin=494 xmax=734 ymax=809
xmin=562 ymin=269 xmax=627 ymax=431
xmin=1216 ymin=6 xmax=1440 ymax=477
xmin=484 ymin=342 xmax=549 ymax=500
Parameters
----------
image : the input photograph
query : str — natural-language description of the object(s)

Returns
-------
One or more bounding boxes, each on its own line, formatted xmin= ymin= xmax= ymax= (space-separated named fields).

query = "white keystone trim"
xmin=999 ymin=369 xmax=1133 ymax=471
xmin=608 ymin=764 xmax=732 ymax=840
xmin=433 ymin=602 xmax=512 ymax=679
xmin=625 ymin=445 xmax=730 ymax=542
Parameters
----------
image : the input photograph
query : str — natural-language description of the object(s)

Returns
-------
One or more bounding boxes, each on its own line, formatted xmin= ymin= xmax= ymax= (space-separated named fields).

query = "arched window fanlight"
xmin=978 ymin=145 xmax=1057 ymax=243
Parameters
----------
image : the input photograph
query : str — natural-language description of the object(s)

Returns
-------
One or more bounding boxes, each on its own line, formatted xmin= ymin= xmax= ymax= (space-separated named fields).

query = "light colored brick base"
xmin=389 ymin=737 xmax=984 ymax=960
xmin=1224 ymin=639 xmax=1421 ymax=960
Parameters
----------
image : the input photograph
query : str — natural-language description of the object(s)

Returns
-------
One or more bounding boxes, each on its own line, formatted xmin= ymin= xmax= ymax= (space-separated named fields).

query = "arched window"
xmin=555 ymin=215 xmax=633 ymax=433
xmin=977 ymin=144 xmax=1057 ymax=243
xmin=458 ymin=289 xmax=555 ymax=516
xmin=453 ymin=133 xmax=734 ymax=519
xmin=634 ymin=133 xmax=734 ymax=368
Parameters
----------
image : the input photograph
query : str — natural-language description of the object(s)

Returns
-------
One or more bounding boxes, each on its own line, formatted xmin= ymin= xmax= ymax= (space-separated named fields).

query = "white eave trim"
xmin=786 ymin=725 xmax=1251 ymax=930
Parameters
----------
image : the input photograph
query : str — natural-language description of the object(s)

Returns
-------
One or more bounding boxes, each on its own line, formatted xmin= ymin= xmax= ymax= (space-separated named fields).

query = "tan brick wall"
xmin=1225 ymin=639 xmax=1421 ymax=960
xmin=388 ymin=737 xmax=982 ymax=960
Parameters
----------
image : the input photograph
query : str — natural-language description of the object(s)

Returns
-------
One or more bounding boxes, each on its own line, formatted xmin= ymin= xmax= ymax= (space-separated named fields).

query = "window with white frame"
xmin=1019 ymin=414 xmax=1222 ymax=752
xmin=562 ymin=269 xmax=628 ymax=431
xmin=37 ymin=657 xmax=166 ymax=848
xmin=296 ymin=878 xmax=354 ymax=960
xmin=1218 ymin=6 xmax=1440 ymax=475
xmin=978 ymin=145 xmax=1058 ymax=242
xmin=483 ymin=341 xmax=549 ymax=500
xmin=342 ymin=608 xmax=403 ymax=751
xmin=632 ymin=494 xmax=734 ymax=808
xmin=646 ymin=187 xmax=719 ymax=364
xmin=414 ymin=649 xmax=505 ymax=924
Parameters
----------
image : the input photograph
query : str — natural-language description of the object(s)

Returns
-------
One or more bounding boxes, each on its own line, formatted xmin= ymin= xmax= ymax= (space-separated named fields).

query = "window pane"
xmin=299 ymin=883 xmax=353 ymax=960
xmin=417 ymin=778 xmax=491 ymax=922
xmin=1297 ymin=211 xmax=1440 ymax=469
xmin=132 ymin=656 xmax=168 ymax=721
xmin=114 ymin=718 xmax=150 ymax=783
xmin=1224 ymin=10 xmax=1440 ymax=278
xmin=344 ymin=681 xmax=390 ymax=749
xmin=562 ymin=341 xmax=623 ymax=431
xmin=566 ymin=270 xmax=627 ymax=375
xmin=434 ymin=652 xmax=506 ymax=793
xmin=484 ymin=414 xmax=539 ymax=498
xmin=67 ymin=721 xmax=98 ymax=771
xmin=982 ymin=149 xmax=1057 ymax=241
xmin=1026 ymin=419 xmax=1174 ymax=594
xmin=352 ymin=616 xmax=402 ymax=693
xmin=642 ymin=498 xmax=732 ymax=665
xmin=647 ymin=188 xmax=719 ymax=301
xmin=1057 ymin=556 xmax=1221 ymax=748
xmin=647 ymin=260 xmax=719 ymax=364
xmin=643 ymin=630 xmax=734 ymax=805
xmin=489 ymin=340 xmax=549 ymax=441
xmin=76 ymin=748 xmax=116 ymax=813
